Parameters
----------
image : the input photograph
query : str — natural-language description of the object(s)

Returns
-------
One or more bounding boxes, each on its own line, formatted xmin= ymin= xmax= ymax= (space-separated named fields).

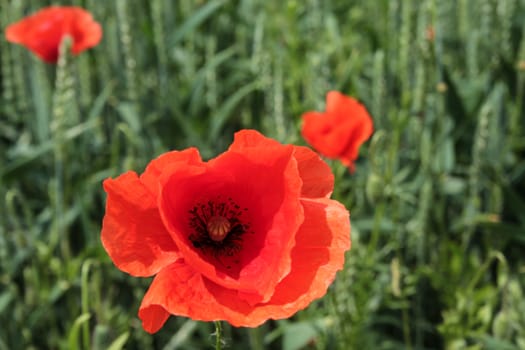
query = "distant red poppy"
xmin=101 ymin=129 xmax=350 ymax=333
xmin=301 ymin=91 xmax=374 ymax=171
xmin=5 ymin=6 xmax=102 ymax=63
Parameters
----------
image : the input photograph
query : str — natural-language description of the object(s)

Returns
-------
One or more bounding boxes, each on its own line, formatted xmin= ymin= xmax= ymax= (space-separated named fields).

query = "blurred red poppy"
xmin=5 ymin=6 xmax=102 ymax=63
xmin=301 ymin=91 xmax=374 ymax=171
xmin=101 ymin=129 xmax=351 ymax=333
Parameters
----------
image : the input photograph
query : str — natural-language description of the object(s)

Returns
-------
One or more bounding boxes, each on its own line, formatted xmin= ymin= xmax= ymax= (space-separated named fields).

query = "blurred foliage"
xmin=1 ymin=0 xmax=525 ymax=349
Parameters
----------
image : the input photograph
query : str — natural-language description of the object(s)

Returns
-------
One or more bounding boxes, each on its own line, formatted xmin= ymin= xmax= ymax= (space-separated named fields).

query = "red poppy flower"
xmin=101 ymin=129 xmax=350 ymax=333
xmin=301 ymin=91 xmax=374 ymax=171
xmin=5 ymin=6 xmax=102 ymax=63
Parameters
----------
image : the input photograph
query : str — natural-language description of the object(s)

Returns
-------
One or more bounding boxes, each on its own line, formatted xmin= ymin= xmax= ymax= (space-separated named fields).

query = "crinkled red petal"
xmin=101 ymin=172 xmax=180 ymax=277
xmin=5 ymin=6 xmax=102 ymax=63
xmin=301 ymin=111 xmax=348 ymax=158
xmin=158 ymin=141 xmax=303 ymax=304
xmin=231 ymin=130 xmax=334 ymax=198
xmin=302 ymin=91 xmax=373 ymax=170
xmin=68 ymin=7 xmax=102 ymax=54
xmin=138 ymin=197 xmax=349 ymax=331
xmin=339 ymin=105 xmax=374 ymax=165
xmin=292 ymin=145 xmax=334 ymax=198
xmin=140 ymin=148 xmax=202 ymax=198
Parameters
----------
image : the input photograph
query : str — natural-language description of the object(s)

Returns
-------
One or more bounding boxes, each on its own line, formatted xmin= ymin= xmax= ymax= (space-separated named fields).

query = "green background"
xmin=1 ymin=0 xmax=525 ymax=349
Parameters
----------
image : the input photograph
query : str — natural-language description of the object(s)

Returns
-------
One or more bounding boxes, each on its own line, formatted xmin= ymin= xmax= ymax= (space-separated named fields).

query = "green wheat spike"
xmin=466 ymin=88 xmax=493 ymax=236
xmin=487 ymin=84 xmax=506 ymax=167
xmin=442 ymin=0 xmax=467 ymax=69
xmin=435 ymin=0 xmax=449 ymax=45
xmin=411 ymin=1 xmax=430 ymax=115
xmin=5 ymin=189 xmax=23 ymax=233
xmin=251 ymin=12 xmax=265 ymax=73
xmin=205 ymin=37 xmax=218 ymax=110
xmin=116 ymin=0 xmax=138 ymax=101
xmin=0 ymin=0 xmax=15 ymax=111
xmin=49 ymin=37 xmax=77 ymax=260
xmin=151 ymin=0 xmax=168 ymax=97
xmin=387 ymin=0 xmax=400 ymax=70
xmin=371 ymin=50 xmax=385 ymax=129
xmin=314 ymin=0 xmax=331 ymax=106
xmin=398 ymin=0 xmax=413 ymax=108
xmin=512 ymin=26 xmax=525 ymax=143
xmin=466 ymin=31 xmax=480 ymax=78
xmin=414 ymin=178 xmax=433 ymax=349
xmin=497 ymin=0 xmax=515 ymax=60
xmin=0 ymin=37 xmax=15 ymax=115
xmin=458 ymin=0 xmax=479 ymax=76
xmin=411 ymin=60 xmax=426 ymax=115
xmin=5 ymin=0 xmax=28 ymax=118
xmin=89 ymin=1 xmax=114 ymax=90
xmin=260 ymin=51 xmax=272 ymax=133
xmin=272 ymin=56 xmax=286 ymax=142
xmin=12 ymin=51 xmax=28 ymax=119
xmin=484 ymin=85 xmax=507 ymax=220
xmin=457 ymin=0 xmax=469 ymax=40
xmin=0 ymin=0 xmax=23 ymax=121
xmin=31 ymin=57 xmax=52 ymax=143
xmin=418 ymin=0 xmax=432 ymax=58
xmin=77 ymin=53 xmax=93 ymax=110
xmin=480 ymin=0 xmax=495 ymax=63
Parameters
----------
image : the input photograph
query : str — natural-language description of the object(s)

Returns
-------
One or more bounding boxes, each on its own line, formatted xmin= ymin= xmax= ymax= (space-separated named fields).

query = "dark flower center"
xmin=188 ymin=196 xmax=250 ymax=260
xmin=207 ymin=215 xmax=231 ymax=242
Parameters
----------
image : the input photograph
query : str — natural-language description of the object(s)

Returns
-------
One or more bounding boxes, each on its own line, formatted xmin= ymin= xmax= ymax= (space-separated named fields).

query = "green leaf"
xmin=170 ymin=0 xmax=226 ymax=46
xmin=67 ymin=313 xmax=91 ymax=350
xmin=282 ymin=322 xmax=318 ymax=350
xmin=107 ymin=332 xmax=129 ymax=350
xmin=209 ymin=80 xmax=260 ymax=141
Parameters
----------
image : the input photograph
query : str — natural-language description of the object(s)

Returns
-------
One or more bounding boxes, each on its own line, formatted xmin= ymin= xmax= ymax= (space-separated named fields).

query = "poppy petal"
xmin=228 ymin=129 xmax=281 ymax=150
xmin=292 ymin=145 xmax=334 ymax=198
xmin=101 ymin=129 xmax=351 ymax=333
xmin=138 ymin=197 xmax=349 ymax=329
xmin=301 ymin=111 xmax=347 ymax=158
xmin=209 ymin=147 xmax=303 ymax=304
xmin=264 ymin=197 xmax=350 ymax=306
xmin=102 ymin=172 xmax=180 ymax=277
xmin=139 ymin=304 xmax=171 ymax=334
xmin=325 ymin=90 xmax=349 ymax=114
xmin=138 ymin=261 xmax=207 ymax=333
xmin=5 ymin=8 xmax=65 ymax=62
xmin=158 ymin=145 xmax=304 ymax=304
xmin=301 ymin=91 xmax=373 ymax=171
xmin=140 ymin=148 xmax=202 ymax=198
xmin=339 ymin=108 xmax=374 ymax=165
xmin=70 ymin=11 xmax=103 ymax=54
xmin=5 ymin=6 xmax=102 ymax=63
xmin=228 ymin=129 xmax=333 ymax=197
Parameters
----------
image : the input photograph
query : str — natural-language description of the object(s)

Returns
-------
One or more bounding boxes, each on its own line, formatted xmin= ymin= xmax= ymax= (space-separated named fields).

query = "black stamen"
xmin=188 ymin=196 xmax=249 ymax=263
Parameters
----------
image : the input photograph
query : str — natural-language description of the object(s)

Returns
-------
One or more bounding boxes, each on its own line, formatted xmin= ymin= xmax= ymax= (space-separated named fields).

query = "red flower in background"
xmin=301 ymin=91 xmax=374 ymax=171
xmin=101 ymin=129 xmax=350 ymax=333
xmin=5 ymin=6 xmax=102 ymax=63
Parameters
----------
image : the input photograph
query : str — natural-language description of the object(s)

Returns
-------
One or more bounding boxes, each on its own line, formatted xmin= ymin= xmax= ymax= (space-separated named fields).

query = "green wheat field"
xmin=2 ymin=0 xmax=525 ymax=349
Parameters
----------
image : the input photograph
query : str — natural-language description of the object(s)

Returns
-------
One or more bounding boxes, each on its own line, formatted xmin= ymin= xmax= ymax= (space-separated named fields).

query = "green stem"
xmin=402 ymin=305 xmax=412 ymax=350
xmin=367 ymin=200 xmax=386 ymax=258
xmin=248 ymin=327 xmax=264 ymax=350
xmin=81 ymin=259 xmax=95 ymax=350
xmin=214 ymin=321 xmax=222 ymax=350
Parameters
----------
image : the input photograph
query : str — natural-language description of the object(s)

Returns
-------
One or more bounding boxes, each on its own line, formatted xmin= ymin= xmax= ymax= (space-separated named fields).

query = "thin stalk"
xmin=81 ymin=259 xmax=95 ymax=350
xmin=402 ymin=306 xmax=412 ymax=350
xmin=248 ymin=327 xmax=264 ymax=350
xmin=367 ymin=200 xmax=386 ymax=258
xmin=214 ymin=321 xmax=222 ymax=350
